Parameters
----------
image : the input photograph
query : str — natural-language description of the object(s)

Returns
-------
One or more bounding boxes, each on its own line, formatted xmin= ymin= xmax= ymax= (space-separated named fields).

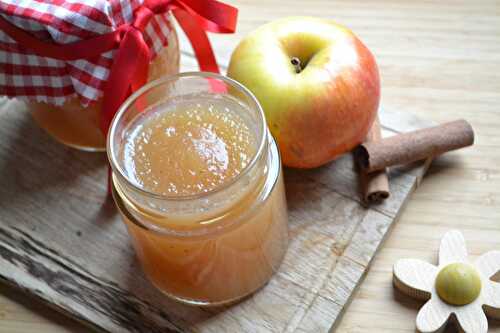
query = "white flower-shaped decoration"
xmin=393 ymin=230 xmax=500 ymax=333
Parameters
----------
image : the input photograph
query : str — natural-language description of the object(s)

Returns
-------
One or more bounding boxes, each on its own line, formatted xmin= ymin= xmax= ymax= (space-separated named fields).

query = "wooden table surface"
xmin=1 ymin=0 xmax=499 ymax=332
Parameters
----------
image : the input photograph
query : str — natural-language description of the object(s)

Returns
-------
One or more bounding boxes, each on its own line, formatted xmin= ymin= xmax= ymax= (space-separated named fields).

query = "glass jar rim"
xmin=106 ymin=71 xmax=268 ymax=202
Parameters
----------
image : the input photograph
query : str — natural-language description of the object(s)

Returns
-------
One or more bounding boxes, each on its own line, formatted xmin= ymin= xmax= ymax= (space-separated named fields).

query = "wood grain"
xmin=1 ymin=0 xmax=499 ymax=332
xmin=0 ymin=93 xmax=431 ymax=332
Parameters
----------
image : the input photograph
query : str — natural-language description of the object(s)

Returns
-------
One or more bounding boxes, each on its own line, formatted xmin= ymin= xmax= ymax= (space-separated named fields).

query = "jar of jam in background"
xmin=29 ymin=17 xmax=180 ymax=152
xmin=107 ymin=72 xmax=289 ymax=305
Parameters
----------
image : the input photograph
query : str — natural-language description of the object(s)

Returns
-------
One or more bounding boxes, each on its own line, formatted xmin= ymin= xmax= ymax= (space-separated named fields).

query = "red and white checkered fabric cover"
xmin=0 ymin=0 xmax=174 ymax=106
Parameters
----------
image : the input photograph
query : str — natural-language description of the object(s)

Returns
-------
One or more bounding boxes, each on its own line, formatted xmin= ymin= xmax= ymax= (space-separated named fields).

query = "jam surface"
xmin=123 ymin=95 xmax=257 ymax=196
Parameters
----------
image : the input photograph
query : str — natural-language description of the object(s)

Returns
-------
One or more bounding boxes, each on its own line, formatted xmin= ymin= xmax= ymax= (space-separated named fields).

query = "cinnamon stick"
xmin=359 ymin=117 xmax=390 ymax=204
xmin=356 ymin=119 xmax=474 ymax=173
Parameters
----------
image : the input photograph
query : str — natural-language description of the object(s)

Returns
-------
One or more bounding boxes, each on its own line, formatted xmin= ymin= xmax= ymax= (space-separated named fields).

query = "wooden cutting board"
xmin=0 ymin=48 xmax=434 ymax=332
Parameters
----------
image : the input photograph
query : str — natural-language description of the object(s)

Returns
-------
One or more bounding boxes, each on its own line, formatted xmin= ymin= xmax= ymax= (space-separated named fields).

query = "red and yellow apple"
xmin=227 ymin=17 xmax=380 ymax=168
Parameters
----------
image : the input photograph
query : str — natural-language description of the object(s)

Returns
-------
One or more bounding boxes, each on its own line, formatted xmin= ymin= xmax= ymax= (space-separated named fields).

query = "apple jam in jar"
xmin=107 ymin=72 xmax=289 ymax=305
xmin=29 ymin=21 xmax=180 ymax=152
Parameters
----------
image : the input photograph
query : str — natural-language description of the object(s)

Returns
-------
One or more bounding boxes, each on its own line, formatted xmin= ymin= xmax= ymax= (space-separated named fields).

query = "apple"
xmin=227 ymin=17 xmax=380 ymax=168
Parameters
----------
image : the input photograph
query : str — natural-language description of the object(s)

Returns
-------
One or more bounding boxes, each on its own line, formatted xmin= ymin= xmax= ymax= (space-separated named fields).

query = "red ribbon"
xmin=0 ymin=0 xmax=238 ymax=135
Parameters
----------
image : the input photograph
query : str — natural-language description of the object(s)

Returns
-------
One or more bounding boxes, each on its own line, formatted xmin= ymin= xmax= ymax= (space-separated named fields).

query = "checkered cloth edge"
xmin=0 ymin=0 xmax=174 ymax=106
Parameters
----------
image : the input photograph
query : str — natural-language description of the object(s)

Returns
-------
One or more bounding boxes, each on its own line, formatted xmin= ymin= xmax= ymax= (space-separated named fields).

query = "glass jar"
xmin=30 ymin=18 xmax=180 ymax=152
xmin=107 ymin=72 xmax=289 ymax=306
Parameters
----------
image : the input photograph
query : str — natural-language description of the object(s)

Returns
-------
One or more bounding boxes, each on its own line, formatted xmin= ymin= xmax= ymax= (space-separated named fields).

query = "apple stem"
xmin=291 ymin=57 xmax=302 ymax=73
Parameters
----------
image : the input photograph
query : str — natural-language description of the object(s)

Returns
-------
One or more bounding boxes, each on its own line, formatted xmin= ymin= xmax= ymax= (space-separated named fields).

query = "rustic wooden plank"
xmin=0 ymin=91 xmax=433 ymax=332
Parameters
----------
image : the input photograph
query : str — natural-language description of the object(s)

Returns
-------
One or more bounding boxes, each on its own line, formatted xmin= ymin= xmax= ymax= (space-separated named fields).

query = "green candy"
xmin=435 ymin=263 xmax=482 ymax=306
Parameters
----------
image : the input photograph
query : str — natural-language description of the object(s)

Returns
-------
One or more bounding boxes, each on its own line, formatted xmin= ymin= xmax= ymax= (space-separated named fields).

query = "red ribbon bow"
xmin=0 ymin=0 xmax=238 ymax=135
